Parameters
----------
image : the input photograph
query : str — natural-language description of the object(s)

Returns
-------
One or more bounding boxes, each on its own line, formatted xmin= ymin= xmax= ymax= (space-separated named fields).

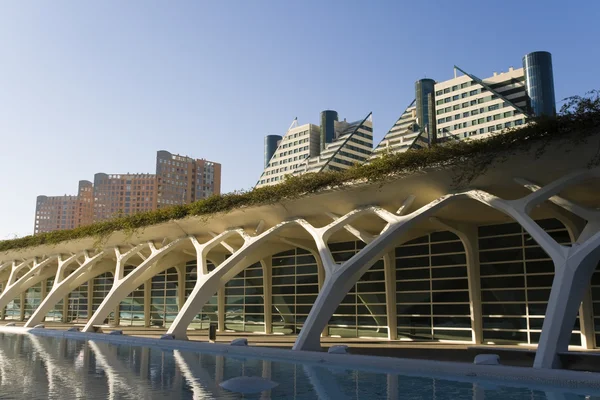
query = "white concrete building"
xmin=371 ymin=51 xmax=556 ymax=157
xmin=256 ymin=111 xmax=373 ymax=188
xmin=256 ymin=122 xmax=320 ymax=187
xmin=435 ymin=66 xmax=529 ymax=141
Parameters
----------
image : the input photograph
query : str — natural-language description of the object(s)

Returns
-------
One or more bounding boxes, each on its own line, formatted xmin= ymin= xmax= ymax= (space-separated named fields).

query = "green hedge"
xmin=2 ymin=91 xmax=599 ymax=253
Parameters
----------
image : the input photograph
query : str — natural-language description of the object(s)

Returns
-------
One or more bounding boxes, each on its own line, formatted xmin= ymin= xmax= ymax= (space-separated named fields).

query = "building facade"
xmin=93 ymin=173 xmax=157 ymax=221
xmin=256 ymin=111 xmax=373 ymax=188
xmin=156 ymin=150 xmax=221 ymax=208
xmin=372 ymin=51 xmax=556 ymax=156
xmin=34 ymin=151 xmax=221 ymax=231
xmin=34 ymin=180 xmax=93 ymax=234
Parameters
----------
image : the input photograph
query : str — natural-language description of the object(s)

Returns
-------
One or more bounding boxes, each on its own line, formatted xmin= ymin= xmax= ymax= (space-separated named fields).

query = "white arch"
xmin=82 ymin=239 xmax=185 ymax=332
xmin=24 ymin=251 xmax=106 ymax=327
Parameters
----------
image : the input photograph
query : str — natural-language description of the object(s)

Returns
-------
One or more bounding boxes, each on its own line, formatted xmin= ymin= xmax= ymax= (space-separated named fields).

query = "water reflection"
xmin=0 ymin=333 xmax=595 ymax=399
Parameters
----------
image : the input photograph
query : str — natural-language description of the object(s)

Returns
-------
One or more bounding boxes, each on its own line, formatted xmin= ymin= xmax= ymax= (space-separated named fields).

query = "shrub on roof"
xmin=1 ymin=91 xmax=599 ymax=252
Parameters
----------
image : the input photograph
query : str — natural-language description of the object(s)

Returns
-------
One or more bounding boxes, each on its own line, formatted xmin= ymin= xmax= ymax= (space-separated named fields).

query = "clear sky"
xmin=0 ymin=1 xmax=598 ymax=239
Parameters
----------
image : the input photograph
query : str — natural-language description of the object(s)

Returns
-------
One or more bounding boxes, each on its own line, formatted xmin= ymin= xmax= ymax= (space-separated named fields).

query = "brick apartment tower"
xmin=34 ymin=180 xmax=94 ymax=234
xmin=155 ymin=150 xmax=221 ymax=208
xmin=92 ymin=173 xmax=157 ymax=221
xmin=34 ymin=151 xmax=221 ymax=232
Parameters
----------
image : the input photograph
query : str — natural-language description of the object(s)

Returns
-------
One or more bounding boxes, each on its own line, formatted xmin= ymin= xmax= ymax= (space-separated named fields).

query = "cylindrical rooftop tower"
xmin=264 ymin=135 xmax=282 ymax=168
xmin=415 ymin=79 xmax=436 ymax=131
xmin=320 ymin=110 xmax=338 ymax=151
xmin=522 ymin=51 xmax=556 ymax=117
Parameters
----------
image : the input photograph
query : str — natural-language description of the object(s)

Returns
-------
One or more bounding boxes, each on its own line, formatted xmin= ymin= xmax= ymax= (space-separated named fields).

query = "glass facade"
xmin=272 ymin=248 xmax=319 ymax=334
xmin=479 ymin=219 xmax=580 ymax=345
xmin=523 ymin=51 xmax=556 ymax=117
xmin=264 ymin=135 xmax=282 ymax=169
xmin=225 ymin=261 xmax=265 ymax=332
xmin=329 ymin=241 xmax=387 ymax=338
xmin=415 ymin=79 xmax=436 ymax=134
xmin=185 ymin=261 xmax=218 ymax=329
xmin=320 ymin=110 xmax=339 ymax=150
xmin=150 ymin=267 xmax=179 ymax=328
xmin=118 ymin=266 xmax=145 ymax=326
xmin=93 ymin=273 xmax=116 ymax=325
xmin=4 ymin=218 xmax=600 ymax=349
xmin=396 ymin=232 xmax=472 ymax=341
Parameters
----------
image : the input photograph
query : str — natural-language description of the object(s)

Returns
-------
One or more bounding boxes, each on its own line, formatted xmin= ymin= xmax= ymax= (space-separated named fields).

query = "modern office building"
xmin=93 ymin=173 xmax=157 ymax=221
xmin=371 ymin=51 xmax=556 ymax=157
xmin=156 ymin=150 xmax=221 ymax=208
xmin=33 ymin=180 xmax=94 ymax=234
xmin=256 ymin=111 xmax=373 ymax=188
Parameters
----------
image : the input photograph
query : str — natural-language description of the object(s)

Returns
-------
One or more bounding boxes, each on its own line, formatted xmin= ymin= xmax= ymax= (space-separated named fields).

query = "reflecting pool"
xmin=0 ymin=333 xmax=598 ymax=399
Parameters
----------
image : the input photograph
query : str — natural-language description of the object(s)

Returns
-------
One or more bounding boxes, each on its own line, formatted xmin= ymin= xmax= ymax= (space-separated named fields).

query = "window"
xmin=444 ymin=97 xmax=450 ymax=103
xmin=444 ymin=88 xmax=450 ymax=94
xmin=462 ymin=102 xmax=469 ymax=108
xmin=470 ymin=90 xmax=478 ymax=96
xmin=455 ymin=114 xmax=461 ymax=120
xmin=452 ymin=85 xmax=458 ymax=91
xmin=461 ymin=93 xmax=468 ymax=98
xmin=453 ymin=105 xmax=460 ymax=110
xmin=436 ymin=90 xmax=443 ymax=96
xmin=452 ymin=95 xmax=459 ymax=101
xmin=515 ymin=119 xmax=524 ymax=126
xmin=461 ymin=82 xmax=470 ymax=89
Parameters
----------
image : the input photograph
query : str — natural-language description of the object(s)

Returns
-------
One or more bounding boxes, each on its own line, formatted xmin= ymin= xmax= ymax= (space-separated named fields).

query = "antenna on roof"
xmin=288 ymin=117 xmax=298 ymax=131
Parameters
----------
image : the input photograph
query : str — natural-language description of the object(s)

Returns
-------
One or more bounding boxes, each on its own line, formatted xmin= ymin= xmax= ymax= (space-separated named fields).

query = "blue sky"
xmin=0 ymin=1 xmax=598 ymax=239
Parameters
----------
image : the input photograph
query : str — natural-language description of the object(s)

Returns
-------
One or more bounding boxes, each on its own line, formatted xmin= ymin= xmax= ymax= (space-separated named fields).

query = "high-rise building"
xmin=256 ymin=111 xmax=373 ymax=188
xmin=34 ymin=180 xmax=94 ymax=234
xmin=93 ymin=173 xmax=157 ymax=221
xmin=372 ymin=51 xmax=556 ymax=157
xmin=156 ymin=151 xmax=221 ymax=208
xmin=34 ymin=151 xmax=222 ymax=232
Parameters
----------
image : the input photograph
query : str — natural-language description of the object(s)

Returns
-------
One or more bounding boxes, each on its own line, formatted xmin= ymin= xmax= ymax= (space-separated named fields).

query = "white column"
xmin=144 ymin=279 xmax=151 ymax=327
xmin=217 ymin=288 xmax=225 ymax=332
xmin=383 ymin=252 xmax=397 ymax=341
xmin=261 ymin=258 xmax=272 ymax=335
xmin=534 ymin=252 xmax=600 ymax=368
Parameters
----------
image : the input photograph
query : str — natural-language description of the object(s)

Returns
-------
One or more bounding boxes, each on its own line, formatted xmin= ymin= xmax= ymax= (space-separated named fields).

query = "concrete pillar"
xmin=87 ymin=279 xmax=93 ymax=322
xmin=217 ymin=288 xmax=225 ymax=332
xmin=41 ymin=279 xmax=48 ymax=300
xmin=176 ymin=265 xmax=186 ymax=311
xmin=261 ymin=258 xmax=272 ymax=334
xmin=20 ymin=292 xmax=26 ymax=321
xmin=535 ymin=252 xmax=600 ymax=368
xmin=144 ymin=280 xmax=151 ymax=327
xmin=383 ymin=252 xmax=398 ymax=341
xmin=431 ymin=219 xmax=483 ymax=345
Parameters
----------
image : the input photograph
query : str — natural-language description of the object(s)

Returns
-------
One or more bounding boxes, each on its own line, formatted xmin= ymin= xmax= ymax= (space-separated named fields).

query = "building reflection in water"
xmin=0 ymin=334 xmax=590 ymax=399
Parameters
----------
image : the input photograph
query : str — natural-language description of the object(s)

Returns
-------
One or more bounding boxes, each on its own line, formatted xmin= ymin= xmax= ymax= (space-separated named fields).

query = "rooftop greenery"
xmin=2 ymin=91 xmax=599 ymax=253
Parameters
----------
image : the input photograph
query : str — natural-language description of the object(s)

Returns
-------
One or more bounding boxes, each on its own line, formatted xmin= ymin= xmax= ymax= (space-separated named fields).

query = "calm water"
xmin=0 ymin=333 xmax=597 ymax=399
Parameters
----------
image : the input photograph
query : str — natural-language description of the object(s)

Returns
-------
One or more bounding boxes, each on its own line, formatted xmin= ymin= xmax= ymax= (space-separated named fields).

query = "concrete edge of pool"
xmin=3 ymin=326 xmax=600 ymax=393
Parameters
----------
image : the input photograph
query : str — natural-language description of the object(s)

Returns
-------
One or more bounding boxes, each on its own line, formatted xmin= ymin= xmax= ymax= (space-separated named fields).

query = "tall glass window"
xmin=150 ymin=267 xmax=179 ymax=328
xmin=225 ymin=262 xmax=264 ymax=332
xmin=272 ymin=249 xmax=319 ymax=334
xmin=93 ymin=273 xmax=115 ymax=325
xmin=185 ymin=261 xmax=217 ymax=330
xmin=396 ymin=232 xmax=471 ymax=341
xmin=44 ymin=278 xmax=63 ymax=322
xmin=23 ymin=282 xmax=43 ymax=319
xmin=479 ymin=219 xmax=579 ymax=345
xmin=329 ymin=241 xmax=388 ymax=338
xmin=66 ymin=282 xmax=88 ymax=323
xmin=118 ymin=266 xmax=145 ymax=326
